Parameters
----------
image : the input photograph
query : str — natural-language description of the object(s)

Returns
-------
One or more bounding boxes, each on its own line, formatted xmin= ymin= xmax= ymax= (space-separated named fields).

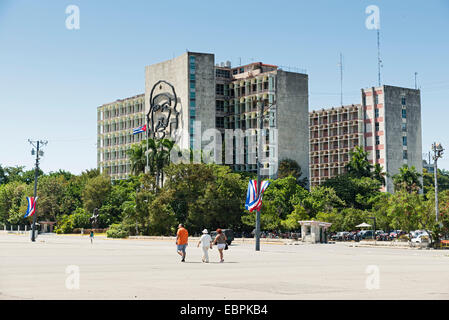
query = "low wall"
xmin=354 ymin=240 xmax=430 ymax=249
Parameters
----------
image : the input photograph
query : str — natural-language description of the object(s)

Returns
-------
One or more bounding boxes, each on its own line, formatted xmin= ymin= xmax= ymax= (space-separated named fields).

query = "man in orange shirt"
xmin=176 ymin=224 xmax=189 ymax=262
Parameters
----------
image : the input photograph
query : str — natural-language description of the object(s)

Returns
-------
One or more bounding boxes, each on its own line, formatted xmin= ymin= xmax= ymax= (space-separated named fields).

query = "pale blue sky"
xmin=0 ymin=0 xmax=448 ymax=173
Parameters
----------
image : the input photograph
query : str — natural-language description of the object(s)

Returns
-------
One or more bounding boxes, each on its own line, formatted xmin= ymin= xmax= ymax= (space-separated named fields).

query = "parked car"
xmin=210 ymin=229 xmax=234 ymax=245
xmin=411 ymin=234 xmax=429 ymax=243
xmin=358 ymin=230 xmax=374 ymax=239
xmin=332 ymin=232 xmax=350 ymax=241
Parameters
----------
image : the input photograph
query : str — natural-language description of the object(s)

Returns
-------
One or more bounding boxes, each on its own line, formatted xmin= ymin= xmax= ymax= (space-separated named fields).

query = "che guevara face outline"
xmin=147 ymin=80 xmax=180 ymax=140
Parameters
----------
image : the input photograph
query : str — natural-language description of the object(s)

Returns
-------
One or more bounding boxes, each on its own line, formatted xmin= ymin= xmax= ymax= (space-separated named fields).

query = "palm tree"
xmin=155 ymin=138 xmax=175 ymax=187
xmin=126 ymin=143 xmax=146 ymax=175
xmin=345 ymin=146 xmax=373 ymax=178
xmin=392 ymin=165 xmax=422 ymax=193
xmin=372 ymin=163 xmax=387 ymax=186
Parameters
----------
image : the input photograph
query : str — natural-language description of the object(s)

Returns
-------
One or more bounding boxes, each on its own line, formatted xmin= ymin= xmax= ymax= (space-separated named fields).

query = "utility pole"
xmin=432 ymin=143 xmax=444 ymax=223
xmin=28 ymin=139 xmax=48 ymax=242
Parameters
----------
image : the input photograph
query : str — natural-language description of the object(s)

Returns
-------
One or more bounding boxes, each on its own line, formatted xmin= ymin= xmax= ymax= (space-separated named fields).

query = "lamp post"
xmin=28 ymin=139 xmax=47 ymax=242
xmin=255 ymin=98 xmax=276 ymax=251
xmin=369 ymin=217 xmax=377 ymax=240
xmin=432 ymin=142 xmax=444 ymax=223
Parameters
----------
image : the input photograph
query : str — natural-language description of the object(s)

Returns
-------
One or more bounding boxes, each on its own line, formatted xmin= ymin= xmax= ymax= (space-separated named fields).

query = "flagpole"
xmin=31 ymin=141 xmax=40 ymax=242
xmin=255 ymin=99 xmax=264 ymax=251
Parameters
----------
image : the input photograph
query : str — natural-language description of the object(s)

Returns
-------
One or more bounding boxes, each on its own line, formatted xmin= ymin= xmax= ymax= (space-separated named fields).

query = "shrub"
xmin=106 ymin=223 xmax=128 ymax=238
xmin=55 ymin=215 xmax=75 ymax=234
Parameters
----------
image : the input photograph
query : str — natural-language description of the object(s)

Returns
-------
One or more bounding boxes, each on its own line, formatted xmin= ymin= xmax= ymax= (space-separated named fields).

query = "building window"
xmin=190 ymin=100 xmax=196 ymax=108
xmin=376 ymin=135 xmax=380 ymax=145
xmin=190 ymin=73 xmax=195 ymax=81
xmin=376 ymin=150 xmax=380 ymax=159
xmin=374 ymin=95 xmax=378 ymax=105
xmin=216 ymin=100 xmax=224 ymax=112
xmin=375 ymin=122 xmax=379 ymax=132
xmin=375 ymin=108 xmax=379 ymax=118
xmin=402 ymin=123 xmax=407 ymax=132
xmin=190 ymin=92 xmax=196 ymax=99
xmin=401 ymin=97 xmax=406 ymax=105
xmin=190 ymin=81 xmax=195 ymax=89
xmin=403 ymin=150 xmax=408 ymax=160
xmin=216 ymin=117 xmax=224 ymax=128
xmin=403 ymin=136 xmax=407 ymax=146
xmin=402 ymin=109 xmax=407 ymax=118
xmin=216 ymin=84 xmax=224 ymax=95
xmin=362 ymin=95 xmax=366 ymax=106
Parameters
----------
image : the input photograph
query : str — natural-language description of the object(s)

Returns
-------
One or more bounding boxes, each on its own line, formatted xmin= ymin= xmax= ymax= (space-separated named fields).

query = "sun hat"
xmin=202 ymin=229 xmax=208 ymax=234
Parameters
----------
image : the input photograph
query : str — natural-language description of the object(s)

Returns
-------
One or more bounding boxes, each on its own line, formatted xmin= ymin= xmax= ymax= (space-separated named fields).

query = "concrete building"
xmin=97 ymin=94 xmax=146 ymax=180
xmin=144 ymin=52 xmax=309 ymax=180
xmin=309 ymin=85 xmax=422 ymax=193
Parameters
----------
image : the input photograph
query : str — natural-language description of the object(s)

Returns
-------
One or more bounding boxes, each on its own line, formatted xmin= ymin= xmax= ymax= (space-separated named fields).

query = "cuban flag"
xmin=133 ymin=124 xmax=147 ymax=135
xmin=245 ymin=180 xmax=270 ymax=212
xmin=24 ymin=197 xmax=38 ymax=218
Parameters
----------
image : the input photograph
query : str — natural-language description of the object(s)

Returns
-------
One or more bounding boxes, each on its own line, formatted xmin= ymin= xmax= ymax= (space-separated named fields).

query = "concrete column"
xmin=25 ymin=225 xmax=27 ymax=231
xmin=18 ymin=225 xmax=20 ymax=231
xmin=10 ymin=225 xmax=13 ymax=231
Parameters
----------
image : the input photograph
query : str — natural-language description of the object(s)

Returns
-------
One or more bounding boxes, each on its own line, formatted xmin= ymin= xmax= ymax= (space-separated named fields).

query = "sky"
xmin=0 ymin=0 xmax=448 ymax=174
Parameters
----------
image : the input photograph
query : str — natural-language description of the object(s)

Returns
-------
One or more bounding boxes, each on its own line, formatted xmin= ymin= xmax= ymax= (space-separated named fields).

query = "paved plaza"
xmin=1 ymin=233 xmax=448 ymax=300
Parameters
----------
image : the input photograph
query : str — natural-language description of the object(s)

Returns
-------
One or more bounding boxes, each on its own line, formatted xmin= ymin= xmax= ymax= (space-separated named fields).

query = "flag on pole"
xmin=133 ymin=124 xmax=147 ymax=135
xmin=245 ymin=180 xmax=270 ymax=212
xmin=24 ymin=197 xmax=38 ymax=218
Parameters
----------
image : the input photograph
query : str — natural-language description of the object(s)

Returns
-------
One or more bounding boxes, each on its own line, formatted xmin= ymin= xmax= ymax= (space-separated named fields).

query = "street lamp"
xmin=432 ymin=142 xmax=444 ymax=223
xmin=28 ymin=139 xmax=47 ymax=242
xmin=255 ymin=98 xmax=276 ymax=251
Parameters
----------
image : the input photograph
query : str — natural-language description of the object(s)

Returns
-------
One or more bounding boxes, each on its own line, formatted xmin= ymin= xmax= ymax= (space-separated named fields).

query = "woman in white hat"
xmin=197 ymin=229 xmax=212 ymax=263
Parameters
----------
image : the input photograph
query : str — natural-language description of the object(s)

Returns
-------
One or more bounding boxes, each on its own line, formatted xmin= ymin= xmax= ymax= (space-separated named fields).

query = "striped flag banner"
xmin=24 ymin=197 xmax=38 ymax=218
xmin=133 ymin=124 xmax=147 ymax=135
xmin=245 ymin=180 xmax=270 ymax=212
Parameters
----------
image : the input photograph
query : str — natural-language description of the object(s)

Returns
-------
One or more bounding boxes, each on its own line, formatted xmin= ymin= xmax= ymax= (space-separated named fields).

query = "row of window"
xmin=100 ymin=103 xmax=144 ymax=120
xmin=102 ymin=134 xmax=143 ymax=147
xmin=101 ymin=118 xmax=145 ymax=133
xmin=363 ymin=95 xmax=407 ymax=106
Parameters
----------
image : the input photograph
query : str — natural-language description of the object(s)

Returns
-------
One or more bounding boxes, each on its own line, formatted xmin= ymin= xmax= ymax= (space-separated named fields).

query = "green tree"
xmin=393 ymin=165 xmax=422 ymax=193
xmin=345 ymin=146 xmax=373 ymax=178
xmin=278 ymin=159 xmax=308 ymax=187
xmin=82 ymin=174 xmax=111 ymax=213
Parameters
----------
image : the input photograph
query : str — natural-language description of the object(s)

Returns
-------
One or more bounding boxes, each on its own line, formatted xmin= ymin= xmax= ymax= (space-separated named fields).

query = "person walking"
xmin=176 ymin=224 xmax=189 ymax=262
xmin=90 ymin=230 xmax=94 ymax=244
xmin=197 ymin=229 xmax=212 ymax=263
xmin=213 ymin=228 xmax=227 ymax=263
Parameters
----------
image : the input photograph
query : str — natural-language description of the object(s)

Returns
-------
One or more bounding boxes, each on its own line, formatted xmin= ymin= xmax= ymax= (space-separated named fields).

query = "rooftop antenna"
xmin=338 ymin=53 xmax=344 ymax=106
xmin=414 ymin=72 xmax=418 ymax=89
xmin=377 ymin=29 xmax=382 ymax=86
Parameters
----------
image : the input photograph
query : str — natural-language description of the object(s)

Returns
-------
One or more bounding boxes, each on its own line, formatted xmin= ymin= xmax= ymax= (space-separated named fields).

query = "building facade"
xmin=309 ymin=85 xmax=422 ymax=193
xmin=144 ymin=52 xmax=309 ymax=180
xmin=97 ymin=94 xmax=146 ymax=180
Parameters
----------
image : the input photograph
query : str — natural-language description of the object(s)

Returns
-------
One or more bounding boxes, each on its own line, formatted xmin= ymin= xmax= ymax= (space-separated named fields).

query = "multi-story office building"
xmin=310 ymin=85 xmax=422 ymax=193
xmin=145 ymin=52 xmax=309 ymax=180
xmin=97 ymin=94 xmax=146 ymax=180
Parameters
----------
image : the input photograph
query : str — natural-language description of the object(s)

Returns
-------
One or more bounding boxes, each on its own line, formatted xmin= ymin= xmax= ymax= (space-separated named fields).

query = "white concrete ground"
xmin=1 ymin=233 xmax=448 ymax=300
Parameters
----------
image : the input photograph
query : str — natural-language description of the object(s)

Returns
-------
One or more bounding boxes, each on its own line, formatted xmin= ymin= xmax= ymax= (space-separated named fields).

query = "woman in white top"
xmin=197 ymin=229 xmax=212 ymax=263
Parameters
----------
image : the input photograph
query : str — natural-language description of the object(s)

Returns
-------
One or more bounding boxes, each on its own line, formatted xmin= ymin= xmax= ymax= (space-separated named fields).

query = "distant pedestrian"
xmin=90 ymin=230 xmax=94 ymax=244
xmin=213 ymin=228 xmax=227 ymax=263
xmin=197 ymin=229 xmax=212 ymax=263
xmin=176 ymin=224 xmax=189 ymax=262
